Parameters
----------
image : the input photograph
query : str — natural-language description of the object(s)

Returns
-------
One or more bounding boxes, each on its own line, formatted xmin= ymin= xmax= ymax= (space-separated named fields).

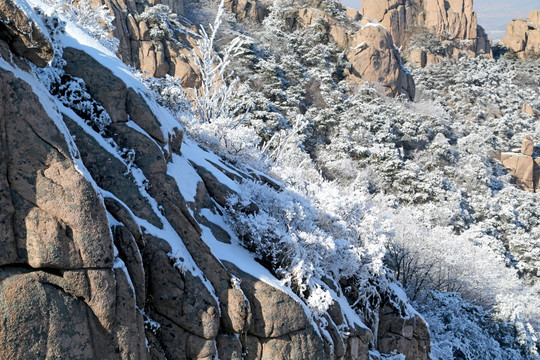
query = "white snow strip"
xmin=99 ymin=187 xmax=220 ymax=309
xmin=326 ymin=286 xmax=370 ymax=330
xmin=501 ymin=152 xmax=528 ymax=157
xmin=126 ymin=119 xmax=165 ymax=157
xmin=114 ymin=256 xmax=137 ymax=298
xmin=167 ymin=153 xmax=202 ymax=203
xmin=59 ymin=105 xmax=126 ymax=163
xmin=389 ymin=282 xmax=423 ymax=320
xmin=180 ymin=139 xmax=240 ymax=192
xmin=107 ymin=211 xmax=123 ymax=227
xmin=353 ymin=42 xmax=367 ymax=50
xmin=115 ymin=257 xmax=136 ymax=295
xmin=363 ymin=21 xmax=386 ymax=29
xmin=198 ymin=209 xmax=319 ymax=325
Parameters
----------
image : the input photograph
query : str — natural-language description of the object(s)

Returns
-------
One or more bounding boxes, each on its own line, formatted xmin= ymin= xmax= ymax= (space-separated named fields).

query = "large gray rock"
xmin=347 ymin=24 xmax=415 ymax=99
xmin=0 ymin=69 xmax=113 ymax=270
xmin=0 ymin=64 xmax=143 ymax=360
xmin=497 ymin=136 xmax=540 ymax=193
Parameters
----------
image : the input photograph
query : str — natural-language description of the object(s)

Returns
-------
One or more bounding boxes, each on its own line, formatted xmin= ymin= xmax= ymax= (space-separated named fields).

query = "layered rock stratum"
xmin=0 ymin=0 xmax=430 ymax=359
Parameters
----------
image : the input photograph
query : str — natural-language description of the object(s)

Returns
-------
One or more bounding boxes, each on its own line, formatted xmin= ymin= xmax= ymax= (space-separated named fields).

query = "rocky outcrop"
xmin=347 ymin=24 xmax=415 ymax=99
xmin=281 ymin=1 xmax=415 ymax=99
xmin=0 ymin=65 xmax=145 ymax=359
xmin=361 ymin=0 xmax=492 ymax=66
xmin=0 ymin=0 xmax=54 ymax=67
xmin=496 ymin=135 xmax=540 ymax=192
xmin=501 ymin=10 xmax=540 ymax=58
xmin=88 ymin=0 xmax=200 ymax=86
xmin=88 ymin=0 xmax=413 ymax=98
xmin=224 ymin=0 xmax=269 ymax=23
xmin=378 ymin=305 xmax=430 ymax=359
xmin=88 ymin=0 xmax=267 ymax=87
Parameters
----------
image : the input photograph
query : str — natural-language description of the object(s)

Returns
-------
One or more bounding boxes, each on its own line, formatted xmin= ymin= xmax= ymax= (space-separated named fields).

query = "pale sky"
xmin=341 ymin=0 xmax=540 ymax=42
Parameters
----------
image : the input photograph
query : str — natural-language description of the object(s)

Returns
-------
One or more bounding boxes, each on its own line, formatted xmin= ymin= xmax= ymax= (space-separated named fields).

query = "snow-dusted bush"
xmin=138 ymin=74 xmax=192 ymax=115
xmin=226 ymin=165 xmax=398 ymax=328
xmin=52 ymin=74 xmax=112 ymax=132
xmin=419 ymin=291 xmax=532 ymax=360
xmin=408 ymin=31 xmax=445 ymax=54
xmin=33 ymin=7 xmax=112 ymax=134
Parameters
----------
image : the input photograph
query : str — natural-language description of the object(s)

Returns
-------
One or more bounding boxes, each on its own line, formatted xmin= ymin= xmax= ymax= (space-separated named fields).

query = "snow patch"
xmin=167 ymin=153 xmax=202 ymax=203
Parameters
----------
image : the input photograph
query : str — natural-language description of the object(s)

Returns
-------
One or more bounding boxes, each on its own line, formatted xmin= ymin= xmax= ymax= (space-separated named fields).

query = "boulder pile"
xmin=496 ymin=135 xmax=540 ymax=193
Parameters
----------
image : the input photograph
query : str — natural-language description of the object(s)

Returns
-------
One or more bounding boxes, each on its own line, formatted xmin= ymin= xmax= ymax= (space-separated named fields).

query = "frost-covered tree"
xmin=190 ymin=0 xmax=244 ymax=123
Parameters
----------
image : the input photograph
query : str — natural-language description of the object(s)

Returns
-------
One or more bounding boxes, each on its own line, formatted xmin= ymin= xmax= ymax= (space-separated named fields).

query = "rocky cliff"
xmin=501 ymin=10 xmax=540 ymax=59
xmin=0 ymin=1 xmax=430 ymax=359
xmin=90 ymin=0 xmax=414 ymax=99
xmin=276 ymin=1 xmax=416 ymax=99
xmin=86 ymin=0 xmax=201 ymax=87
xmin=360 ymin=0 xmax=491 ymax=66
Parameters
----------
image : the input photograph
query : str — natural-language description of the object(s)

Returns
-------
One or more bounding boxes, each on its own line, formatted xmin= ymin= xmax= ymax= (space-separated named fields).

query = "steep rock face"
xmin=361 ymin=0 xmax=491 ymax=66
xmin=0 ymin=65 xmax=145 ymax=359
xmin=0 ymin=2 xmax=431 ymax=359
xmin=89 ymin=0 xmax=201 ymax=86
xmin=502 ymin=10 xmax=540 ymax=58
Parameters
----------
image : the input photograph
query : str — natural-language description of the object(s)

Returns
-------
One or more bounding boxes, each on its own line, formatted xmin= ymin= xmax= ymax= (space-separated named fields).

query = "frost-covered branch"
xmin=190 ymin=0 xmax=244 ymax=123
